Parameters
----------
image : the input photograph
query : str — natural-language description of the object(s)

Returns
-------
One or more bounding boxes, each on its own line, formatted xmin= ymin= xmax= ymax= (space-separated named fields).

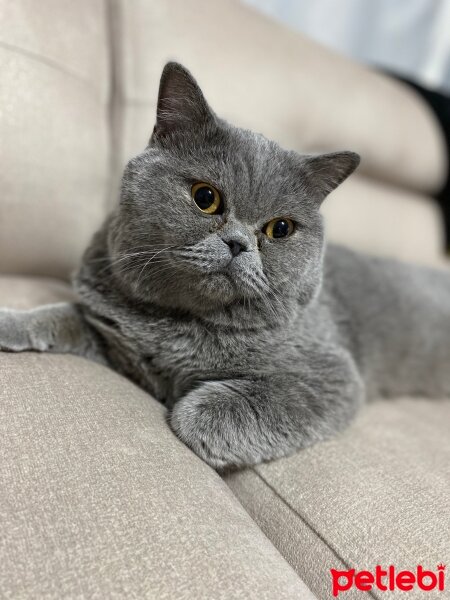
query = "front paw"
xmin=169 ymin=381 xmax=271 ymax=470
xmin=0 ymin=309 xmax=31 ymax=351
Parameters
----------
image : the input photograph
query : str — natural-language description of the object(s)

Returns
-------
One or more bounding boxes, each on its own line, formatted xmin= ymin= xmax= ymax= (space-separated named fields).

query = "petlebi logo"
xmin=330 ymin=564 xmax=446 ymax=596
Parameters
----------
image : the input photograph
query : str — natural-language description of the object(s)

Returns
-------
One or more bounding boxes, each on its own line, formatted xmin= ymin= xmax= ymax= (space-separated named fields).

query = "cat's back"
xmin=322 ymin=243 xmax=450 ymax=395
xmin=323 ymin=242 xmax=450 ymax=306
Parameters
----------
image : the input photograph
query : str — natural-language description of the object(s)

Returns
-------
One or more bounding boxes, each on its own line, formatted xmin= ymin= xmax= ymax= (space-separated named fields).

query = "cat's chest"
xmin=114 ymin=317 xmax=276 ymax=403
xmin=142 ymin=320 xmax=265 ymax=373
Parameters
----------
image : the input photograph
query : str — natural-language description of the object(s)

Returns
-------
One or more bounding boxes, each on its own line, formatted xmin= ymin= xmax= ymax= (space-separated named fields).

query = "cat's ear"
xmin=301 ymin=151 xmax=360 ymax=203
xmin=151 ymin=62 xmax=215 ymax=142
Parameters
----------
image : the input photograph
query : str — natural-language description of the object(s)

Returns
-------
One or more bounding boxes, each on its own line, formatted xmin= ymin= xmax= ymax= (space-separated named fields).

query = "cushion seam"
xmin=0 ymin=40 xmax=99 ymax=91
xmin=252 ymin=467 xmax=379 ymax=600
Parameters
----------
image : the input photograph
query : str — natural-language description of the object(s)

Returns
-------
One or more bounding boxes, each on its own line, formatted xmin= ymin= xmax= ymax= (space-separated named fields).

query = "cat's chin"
xmin=196 ymin=272 xmax=237 ymax=306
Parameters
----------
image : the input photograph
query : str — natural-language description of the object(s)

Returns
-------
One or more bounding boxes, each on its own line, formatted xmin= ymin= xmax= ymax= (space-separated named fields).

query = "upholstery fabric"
xmin=225 ymin=398 xmax=450 ymax=600
xmin=0 ymin=0 xmax=110 ymax=279
xmin=323 ymin=175 xmax=444 ymax=266
xmin=0 ymin=277 xmax=316 ymax=600
xmin=0 ymin=274 xmax=76 ymax=308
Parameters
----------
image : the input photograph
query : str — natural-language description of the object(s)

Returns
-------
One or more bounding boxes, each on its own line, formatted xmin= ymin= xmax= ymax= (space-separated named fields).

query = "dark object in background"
xmin=392 ymin=74 xmax=450 ymax=249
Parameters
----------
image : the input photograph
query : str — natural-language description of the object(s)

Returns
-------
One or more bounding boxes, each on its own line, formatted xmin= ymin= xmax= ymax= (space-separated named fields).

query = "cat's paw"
xmin=169 ymin=381 xmax=266 ymax=469
xmin=0 ymin=308 xmax=52 ymax=352
xmin=0 ymin=309 xmax=32 ymax=351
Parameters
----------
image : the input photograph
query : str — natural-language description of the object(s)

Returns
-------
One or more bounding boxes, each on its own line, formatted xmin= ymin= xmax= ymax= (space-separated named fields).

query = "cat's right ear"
xmin=150 ymin=62 xmax=215 ymax=144
xmin=301 ymin=151 xmax=361 ymax=204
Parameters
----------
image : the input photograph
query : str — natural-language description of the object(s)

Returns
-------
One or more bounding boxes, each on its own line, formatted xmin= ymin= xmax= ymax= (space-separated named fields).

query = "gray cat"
xmin=1 ymin=63 xmax=449 ymax=469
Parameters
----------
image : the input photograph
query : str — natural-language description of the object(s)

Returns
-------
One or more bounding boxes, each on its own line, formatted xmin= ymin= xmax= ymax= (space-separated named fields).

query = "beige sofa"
xmin=1 ymin=1 xmax=449 ymax=598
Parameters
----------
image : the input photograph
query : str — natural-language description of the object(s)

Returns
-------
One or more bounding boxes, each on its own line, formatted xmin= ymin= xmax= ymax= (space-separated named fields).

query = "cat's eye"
xmin=191 ymin=182 xmax=223 ymax=214
xmin=264 ymin=218 xmax=295 ymax=239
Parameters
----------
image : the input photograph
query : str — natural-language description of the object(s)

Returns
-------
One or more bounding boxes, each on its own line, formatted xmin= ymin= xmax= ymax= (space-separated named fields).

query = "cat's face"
xmin=108 ymin=63 xmax=359 ymax=323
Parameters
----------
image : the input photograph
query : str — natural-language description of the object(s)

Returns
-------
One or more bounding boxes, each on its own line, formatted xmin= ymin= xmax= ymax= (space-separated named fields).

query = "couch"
xmin=1 ymin=1 xmax=449 ymax=598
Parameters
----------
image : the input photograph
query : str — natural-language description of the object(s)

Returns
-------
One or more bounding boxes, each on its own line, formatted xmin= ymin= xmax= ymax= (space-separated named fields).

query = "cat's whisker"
xmin=90 ymin=243 xmax=177 ymax=264
xmin=114 ymin=260 xmax=170 ymax=280
xmin=100 ymin=246 xmax=176 ymax=284
xmin=99 ymin=252 xmax=176 ymax=284
xmin=105 ymin=254 xmax=164 ymax=275
xmin=141 ymin=261 xmax=176 ymax=284
xmin=96 ymin=251 xmax=163 ymax=276
xmin=264 ymin=286 xmax=294 ymax=323
xmin=136 ymin=247 xmax=177 ymax=286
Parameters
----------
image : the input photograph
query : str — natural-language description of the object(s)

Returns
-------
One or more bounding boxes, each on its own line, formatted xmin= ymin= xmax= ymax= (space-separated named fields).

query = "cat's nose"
xmin=224 ymin=238 xmax=247 ymax=257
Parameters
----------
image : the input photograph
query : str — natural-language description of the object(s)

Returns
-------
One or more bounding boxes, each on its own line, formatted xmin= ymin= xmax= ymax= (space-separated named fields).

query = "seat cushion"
xmin=225 ymin=398 xmax=450 ymax=600
xmin=0 ymin=0 xmax=110 ymax=279
xmin=0 ymin=276 xmax=316 ymax=599
xmin=0 ymin=274 xmax=76 ymax=308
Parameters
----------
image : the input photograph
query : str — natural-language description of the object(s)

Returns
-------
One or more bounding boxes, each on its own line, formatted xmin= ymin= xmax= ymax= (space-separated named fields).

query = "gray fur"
xmin=1 ymin=63 xmax=449 ymax=470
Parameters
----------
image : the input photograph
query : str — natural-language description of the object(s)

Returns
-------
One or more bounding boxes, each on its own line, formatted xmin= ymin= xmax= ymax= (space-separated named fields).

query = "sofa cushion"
xmin=0 ymin=0 xmax=110 ymax=279
xmin=0 ymin=274 xmax=76 ymax=308
xmin=0 ymin=276 xmax=316 ymax=599
xmin=225 ymin=398 xmax=450 ymax=600
xmin=323 ymin=175 xmax=444 ymax=267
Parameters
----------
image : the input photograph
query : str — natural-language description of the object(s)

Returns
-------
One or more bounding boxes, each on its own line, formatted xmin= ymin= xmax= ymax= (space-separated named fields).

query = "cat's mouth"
xmin=199 ymin=263 xmax=267 ymax=305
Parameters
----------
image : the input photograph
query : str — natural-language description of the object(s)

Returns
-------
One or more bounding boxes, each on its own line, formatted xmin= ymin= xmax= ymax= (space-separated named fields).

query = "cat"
xmin=1 ymin=62 xmax=450 ymax=470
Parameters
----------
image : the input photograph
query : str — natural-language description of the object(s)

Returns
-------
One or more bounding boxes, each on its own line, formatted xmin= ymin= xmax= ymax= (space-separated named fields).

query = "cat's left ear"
xmin=150 ymin=62 xmax=215 ymax=143
xmin=301 ymin=151 xmax=360 ymax=203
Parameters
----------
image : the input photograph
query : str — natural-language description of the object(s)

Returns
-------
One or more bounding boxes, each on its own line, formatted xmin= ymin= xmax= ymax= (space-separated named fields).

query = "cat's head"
xmin=108 ymin=62 xmax=359 ymax=324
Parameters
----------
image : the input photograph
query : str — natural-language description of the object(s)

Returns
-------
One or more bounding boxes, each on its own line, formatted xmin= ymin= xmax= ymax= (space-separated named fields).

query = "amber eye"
xmin=264 ymin=218 xmax=295 ymax=239
xmin=191 ymin=182 xmax=222 ymax=214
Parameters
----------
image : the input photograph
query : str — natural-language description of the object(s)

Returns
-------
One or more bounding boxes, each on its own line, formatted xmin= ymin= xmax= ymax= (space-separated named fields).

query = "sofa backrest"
xmin=0 ymin=0 xmax=443 ymax=280
xmin=0 ymin=0 xmax=110 ymax=279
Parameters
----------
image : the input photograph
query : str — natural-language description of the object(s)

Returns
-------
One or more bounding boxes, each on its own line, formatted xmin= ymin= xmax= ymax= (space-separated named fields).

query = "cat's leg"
xmin=0 ymin=303 xmax=107 ymax=364
xmin=170 ymin=353 xmax=364 ymax=469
